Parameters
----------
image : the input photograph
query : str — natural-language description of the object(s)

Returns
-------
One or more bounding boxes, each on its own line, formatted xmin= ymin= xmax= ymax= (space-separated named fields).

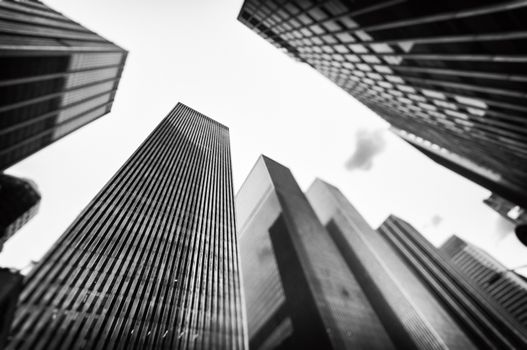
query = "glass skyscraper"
xmin=5 ymin=103 xmax=247 ymax=350
xmin=0 ymin=0 xmax=127 ymax=170
xmin=238 ymin=0 xmax=527 ymax=208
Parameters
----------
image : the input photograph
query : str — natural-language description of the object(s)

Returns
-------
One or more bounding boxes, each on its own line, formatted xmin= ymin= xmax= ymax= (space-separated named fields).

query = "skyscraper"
xmin=0 ymin=174 xmax=41 ymax=251
xmin=306 ymin=179 xmax=476 ymax=350
xmin=379 ymin=216 xmax=527 ymax=348
xmin=238 ymin=0 xmax=527 ymax=208
xmin=5 ymin=103 xmax=247 ymax=350
xmin=0 ymin=0 xmax=127 ymax=170
xmin=237 ymin=156 xmax=394 ymax=349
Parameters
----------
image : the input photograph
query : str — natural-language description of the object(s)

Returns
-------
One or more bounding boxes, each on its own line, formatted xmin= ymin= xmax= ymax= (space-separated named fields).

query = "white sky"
xmin=1 ymin=0 xmax=525 ymax=274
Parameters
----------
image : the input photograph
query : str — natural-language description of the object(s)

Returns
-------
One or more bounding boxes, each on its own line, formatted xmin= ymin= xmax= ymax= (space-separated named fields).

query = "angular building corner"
xmin=236 ymin=155 xmax=396 ymax=349
xmin=237 ymin=0 xmax=527 ymax=208
xmin=0 ymin=0 xmax=128 ymax=170
xmin=5 ymin=103 xmax=246 ymax=350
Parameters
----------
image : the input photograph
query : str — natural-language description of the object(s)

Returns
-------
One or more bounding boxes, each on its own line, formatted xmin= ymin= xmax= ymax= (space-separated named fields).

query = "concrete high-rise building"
xmin=306 ymin=180 xmax=477 ymax=350
xmin=380 ymin=216 xmax=527 ymax=348
xmin=0 ymin=174 xmax=40 ymax=251
xmin=0 ymin=0 xmax=127 ymax=170
xmin=441 ymin=235 xmax=527 ymax=334
xmin=237 ymin=156 xmax=394 ymax=349
xmin=238 ymin=0 xmax=527 ymax=208
xmin=0 ymin=268 xmax=23 ymax=350
xmin=6 ymin=103 xmax=247 ymax=350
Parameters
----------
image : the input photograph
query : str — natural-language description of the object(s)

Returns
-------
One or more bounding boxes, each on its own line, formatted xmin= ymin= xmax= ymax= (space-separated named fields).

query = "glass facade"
xmin=0 ymin=0 xmax=127 ymax=170
xmin=238 ymin=0 xmax=527 ymax=207
xmin=6 ymin=103 xmax=247 ymax=350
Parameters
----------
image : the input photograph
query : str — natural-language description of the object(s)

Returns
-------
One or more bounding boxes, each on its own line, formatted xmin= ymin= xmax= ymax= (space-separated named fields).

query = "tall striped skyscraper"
xmin=0 ymin=0 xmax=127 ymax=170
xmin=6 ymin=103 xmax=247 ymax=350
xmin=379 ymin=216 xmax=527 ymax=349
xmin=238 ymin=0 xmax=527 ymax=208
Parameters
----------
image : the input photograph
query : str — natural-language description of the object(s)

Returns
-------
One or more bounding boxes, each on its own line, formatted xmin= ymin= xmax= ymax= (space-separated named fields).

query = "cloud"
xmin=430 ymin=215 xmax=443 ymax=227
xmin=345 ymin=129 xmax=386 ymax=171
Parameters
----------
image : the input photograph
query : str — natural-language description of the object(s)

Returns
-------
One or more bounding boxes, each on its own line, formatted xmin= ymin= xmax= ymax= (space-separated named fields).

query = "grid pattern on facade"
xmin=380 ymin=216 xmax=527 ymax=349
xmin=441 ymin=235 xmax=527 ymax=331
xmin=6 ymin=103 xmax=246 ymax=350
xmin=0 ymin=0 xmax=127 ymax=170
xmin=238 ymin=0 xmax=527 ymax=203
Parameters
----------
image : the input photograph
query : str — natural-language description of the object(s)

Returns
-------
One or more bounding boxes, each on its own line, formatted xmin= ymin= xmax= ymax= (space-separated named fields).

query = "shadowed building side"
xmin=306 ymin=179 xmax=477 ymax=350
xmin=238 ymin=0 xmax=527 ymax=208
xmin=0 ymin=269 xmax=23 ymax=350
xmin=0 ymin=0 xmax=127 ymax=170
xmin=0 ymin=174 xmax=40 ymax=251
xmin=236 ymin=156 xmax=394 ymax=350
xmin=6 ymin=103 xmax=247 ymax=350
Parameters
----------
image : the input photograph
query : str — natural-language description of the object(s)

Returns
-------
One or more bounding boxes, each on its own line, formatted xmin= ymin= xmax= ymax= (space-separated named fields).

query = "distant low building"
xmin=0 ymin=174 xmax=40 ymax=251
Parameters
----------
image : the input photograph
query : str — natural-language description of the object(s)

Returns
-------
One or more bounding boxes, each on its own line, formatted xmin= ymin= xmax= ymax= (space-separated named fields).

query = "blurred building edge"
xmin=379 ymin=216 xmax=527 ymax=348
xmin=238 ymin=0 xmax=527 ymax=209
xmin=0 ymin=0 xmax=127 ymax=171
xmin=306 ymin=179 xmax=476 ymax=350
xmin=483 ymin=193 xmax=527 ymax=225
xmin=0 ymin=174 xmax=40 ymax=252
xmin=0 ymin=268 xmax=23 ymax=350
xmin=236 ymin=156 xmax=395 ymax=349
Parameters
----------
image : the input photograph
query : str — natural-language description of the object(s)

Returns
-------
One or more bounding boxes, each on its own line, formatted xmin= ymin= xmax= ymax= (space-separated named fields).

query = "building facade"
xmin=6 ymin=103 xmax=247 ymax=350
xmin=237 ymin=156 xmax=394 ymax=349
xmin=238 ymin=0 xmax=527 ymax=207
xmin=0 ymin=268 xmax=23 ymax=350
xmin=306 ymin=179 xmax=477 ymax=350
xmin=379 ymin=216 xmax=527 ymax=348
xmin=0 ymin=0 xmax=127 ymax=170
xmin=441 ymin=234 xmax=527 ymax=334
xmin=0 ymin=174 xmax=40 ymax=251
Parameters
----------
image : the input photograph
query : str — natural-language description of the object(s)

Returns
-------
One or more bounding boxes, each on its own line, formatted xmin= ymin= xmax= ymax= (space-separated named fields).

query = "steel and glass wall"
xmin=380 ymin=216 xmax=527 ymax=349
xmin=306 ymin=179 xmax=476 ymax=350
xmin=0 ymin=174 xmax=40 ymax=251
xmin=0 ymin=0 xmax=127 ymax=170
xmin=6 ymin=103 xmax=246 ymax=350
xmin=237 ymin=156 xmax=393 ymax=350
xmin=0 ymin=268 xmax=23 ymax=350
xmin=238 ymin=0 xmax=527 ymax=207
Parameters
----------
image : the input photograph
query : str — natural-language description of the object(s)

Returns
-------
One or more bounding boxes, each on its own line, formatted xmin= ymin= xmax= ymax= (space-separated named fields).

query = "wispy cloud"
xmin=345 ymin=129 xmax=386 ymax=171
xmin=430 ymin=215 xmax=443 ymax=227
